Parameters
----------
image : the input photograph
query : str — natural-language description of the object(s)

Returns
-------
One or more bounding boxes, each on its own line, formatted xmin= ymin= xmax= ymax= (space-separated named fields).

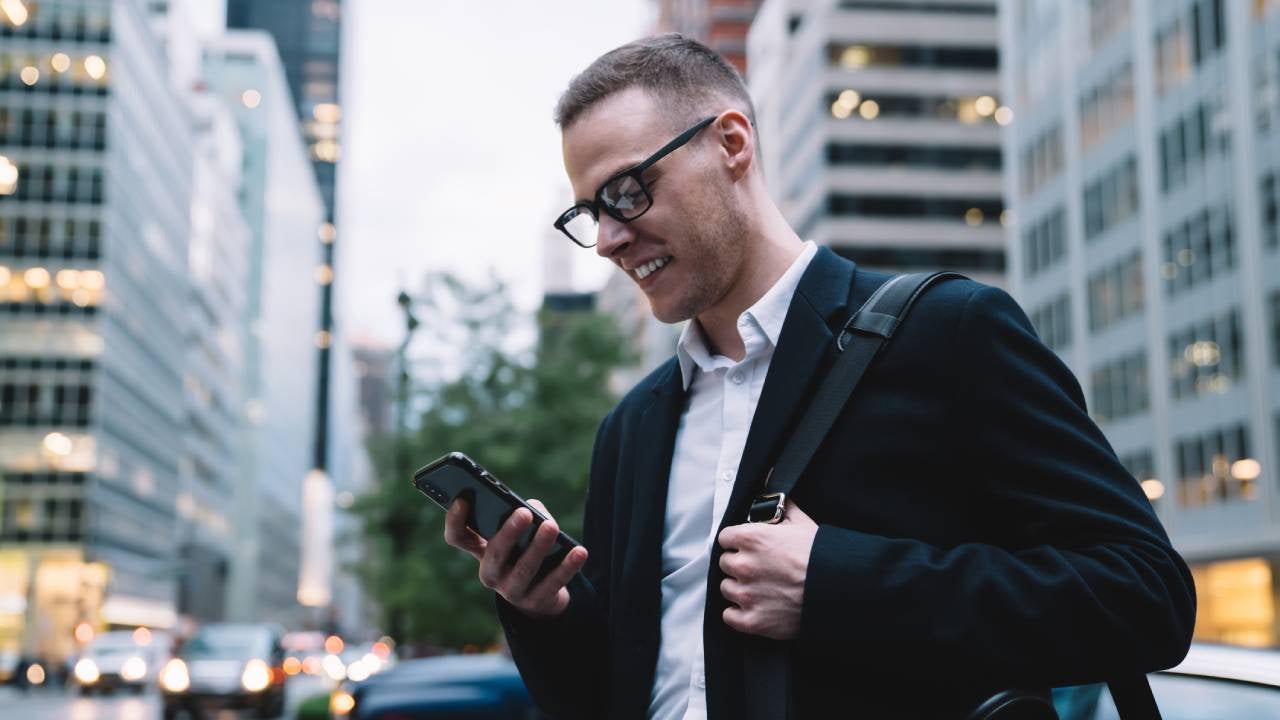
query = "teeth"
xmin=635 ymin=256 xmax=670 ymax=280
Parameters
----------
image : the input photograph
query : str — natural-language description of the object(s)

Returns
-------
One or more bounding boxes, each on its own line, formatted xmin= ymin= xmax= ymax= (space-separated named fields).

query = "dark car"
xmin=1054 ymin=642 xmax=1280 ymax=719
xmin=331 ymin=653 xmax=546 ymax=720
xmin=160 ymin=623 xmax=288 ymax=719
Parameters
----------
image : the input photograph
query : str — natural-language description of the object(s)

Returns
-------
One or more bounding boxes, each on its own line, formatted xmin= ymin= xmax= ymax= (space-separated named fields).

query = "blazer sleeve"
xmin=495 ymin=408 xmax=617 ymax=719
xmin=796 ymin=285 xmax=1196 ymax=686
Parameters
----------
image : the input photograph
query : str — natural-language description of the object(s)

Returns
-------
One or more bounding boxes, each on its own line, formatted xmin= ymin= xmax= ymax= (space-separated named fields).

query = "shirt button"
xmin=730 ymin=372 xmax=744 ymax=384
xmin=695 ymin=674 xmax=706 ymax=689
xmin=720 ymin=470 xmax=734 ymax=483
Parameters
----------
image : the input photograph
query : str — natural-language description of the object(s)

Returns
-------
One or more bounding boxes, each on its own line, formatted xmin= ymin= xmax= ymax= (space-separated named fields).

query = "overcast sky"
xmin=335 ymin=0 xmax=653 ymax=348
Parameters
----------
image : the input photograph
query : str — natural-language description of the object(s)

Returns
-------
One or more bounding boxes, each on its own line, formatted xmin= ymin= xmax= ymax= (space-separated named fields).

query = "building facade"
xmin=202 ymin=31 xmax=324 ymax=629
xmin=0 ymin=0 xmax=193 ymax=663
xmin=654 ymin=0 xmax=764 ymax=74
xmin=749 ymin=0 xmax=1007 ymax=286
xmin=224 ymin=0 xmax=361 ymax=633
xmin=1001 ymin=0 xmax=1280 ymax=647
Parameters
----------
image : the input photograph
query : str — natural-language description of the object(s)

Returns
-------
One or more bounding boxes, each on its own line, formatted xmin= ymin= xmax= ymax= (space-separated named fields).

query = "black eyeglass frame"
xmin=554 ymin=115 xmax=718 ymax=248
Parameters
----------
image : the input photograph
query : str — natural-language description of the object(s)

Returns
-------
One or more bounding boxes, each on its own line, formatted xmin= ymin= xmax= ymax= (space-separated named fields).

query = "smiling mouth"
xmin=633 ymin=256 xmax=673 ymax=281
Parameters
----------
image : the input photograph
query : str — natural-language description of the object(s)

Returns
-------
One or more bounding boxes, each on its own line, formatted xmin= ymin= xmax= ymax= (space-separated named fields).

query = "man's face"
xmin=561 ymin=88 xmax=747 ymax=324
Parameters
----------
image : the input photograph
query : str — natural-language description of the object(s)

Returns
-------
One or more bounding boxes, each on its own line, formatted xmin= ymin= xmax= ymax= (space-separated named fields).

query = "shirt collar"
xmin=676 ymin=241 xmax=818 ymax=390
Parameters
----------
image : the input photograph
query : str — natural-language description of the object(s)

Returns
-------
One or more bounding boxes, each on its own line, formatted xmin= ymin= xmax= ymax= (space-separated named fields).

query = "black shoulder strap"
xmin=752 ymin=270 xmax=964 ymax=514
xmin=744 ymin=271 xmax=962 ymax=720
xmin=742 ymin=270 xmax=1161 ymax=720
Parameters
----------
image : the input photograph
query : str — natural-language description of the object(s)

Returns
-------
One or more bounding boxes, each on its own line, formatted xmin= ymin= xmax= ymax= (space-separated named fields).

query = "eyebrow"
xmin=575 ymin=158 xmax=645 ymax=204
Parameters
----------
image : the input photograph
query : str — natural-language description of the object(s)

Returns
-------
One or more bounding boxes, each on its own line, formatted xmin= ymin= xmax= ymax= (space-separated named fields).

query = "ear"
xmin=714 ymin=110 xmax=755 ymax=182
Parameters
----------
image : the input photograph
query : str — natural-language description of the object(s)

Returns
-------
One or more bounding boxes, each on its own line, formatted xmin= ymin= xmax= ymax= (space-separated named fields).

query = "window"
xmin=1022 ymin=206 xmax=1067 ymax=277
xmin=1090 ymin=351 xmax=1149 ymax=423
xmin=827 ymin=43 xmax=998 ymax=70
xmin=1263 ymin=174 xmax=1279 ymax=248
xmin=1168 ymin=308 xmax=1244 ymax=400
xmin=1175 ymin=423 xmax=1257 ymax=508
xmin=1079 ymin=62 xmax=1134 ymax=151
xmin=1083 ymin=155 xmax=1139 ymax=241
xmin=1088 ymin=251 xmax=1144 ymax=332
xmin=1155 ymin=0 xmax=1227 ymax=96
xmin=1029 ymin=294 xmax=1072 ymax=352
xmin=826 ymin=143 xmax=1002 ymax=172
xmin=1160 ymin=204 xmax=1236 ymax=294
xmin=1088 ymin=0 xmax=1132 ymax=49
xmin=827 ymin=194 xmax=1003 ymax=222
xmin=1020 ymin=124 xmax=1064 ymax=196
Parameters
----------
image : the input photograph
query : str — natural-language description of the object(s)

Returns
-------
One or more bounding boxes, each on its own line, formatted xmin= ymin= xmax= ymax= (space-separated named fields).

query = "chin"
xmin=645 ymin=296 xmax=694 ymax=325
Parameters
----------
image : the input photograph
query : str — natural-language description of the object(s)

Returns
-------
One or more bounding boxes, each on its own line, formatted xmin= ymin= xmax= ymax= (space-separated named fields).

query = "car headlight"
xmin=322 ymin=653 xmax=346 ymax=681
xmin=241 ymin=658 xmax=271 ymax=693
xmin=160 ymin=658 xmax=189 ymax=693
xmin=330 ymin=689 xmax=355 ymax=717
xmin=120 ymin=656 xmax=147 ymax=682
xmin=74 ymin=658 xmax=100 ymax=685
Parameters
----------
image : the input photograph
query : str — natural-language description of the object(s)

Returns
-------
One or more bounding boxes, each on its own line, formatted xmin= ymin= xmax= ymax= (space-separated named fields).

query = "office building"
xmin=749 ymin=0 xmax=1006 ymax=286
xmin=203 ymin=31 xmax=325 ymax=628
xmin=0 ymin=0 xmax=193 ymax=663
xmin=1001 ymin=0 xmax=1280 ymax=646
xmin=654 ymin=0 xmax=764 ymax=74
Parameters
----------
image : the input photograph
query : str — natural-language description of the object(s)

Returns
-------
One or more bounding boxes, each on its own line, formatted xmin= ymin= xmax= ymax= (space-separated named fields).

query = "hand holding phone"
xmin=421 ymin=453 xmax=589 ymax=619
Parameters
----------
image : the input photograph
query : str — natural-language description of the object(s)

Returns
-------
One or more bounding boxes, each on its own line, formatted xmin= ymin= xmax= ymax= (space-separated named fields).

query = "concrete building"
xmin=0 ymin=0 xmax=193 ymax=663
xmin=202 ymin=31 xmax=325 ymax=629
xmin=1001 ymin=0 xmax=1280 ymax=647
xmin=174 ymin=91 xmax=250 ymax=625
xmin=749 ymin=0 xmax=1007 ymax=287
xmin=654 ymin=0 xmax=764 ymax=74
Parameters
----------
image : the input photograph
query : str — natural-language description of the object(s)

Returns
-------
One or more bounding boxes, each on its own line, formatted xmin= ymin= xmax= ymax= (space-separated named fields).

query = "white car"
xmin=74 ymin=629 xmax=171 ymax=695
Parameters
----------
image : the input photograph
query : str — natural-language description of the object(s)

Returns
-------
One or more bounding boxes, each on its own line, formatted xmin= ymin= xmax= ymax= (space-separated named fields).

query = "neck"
xmin=696 ymin=202 xmax=805 ymax=362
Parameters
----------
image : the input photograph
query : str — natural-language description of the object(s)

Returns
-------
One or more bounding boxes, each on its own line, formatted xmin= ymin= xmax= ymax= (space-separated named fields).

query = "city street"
xmin=0 ymin=673 xmax=329 ymax=720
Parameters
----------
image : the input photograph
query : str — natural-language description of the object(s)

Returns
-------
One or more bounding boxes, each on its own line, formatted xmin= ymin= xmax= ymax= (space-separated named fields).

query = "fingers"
xmin=443 ymin=498 xmax=486 ymax=561
xmin=526 ymin=498 xmax=555 ymax=522
xmin=502 ymin=517 xmax=563 ymax=598
xmin=525 ymin=545 xmax=589 ymax=611
xmin=477 ymin=507 xmax=534 ymax=588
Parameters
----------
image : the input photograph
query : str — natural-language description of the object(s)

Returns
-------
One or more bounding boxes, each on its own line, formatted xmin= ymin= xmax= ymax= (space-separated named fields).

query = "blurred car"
xmin=73 ymin=629 xmax=172 ymax=695
xmin=160 ymin=623 xmax=287 ymax=720
xmin=1054 ymin=642 xmax=1280 ymax=720
xmin=282 ymin=630 xmax=326 ymax=676
xmin=330 ymin=653 xmax=546 ymax=720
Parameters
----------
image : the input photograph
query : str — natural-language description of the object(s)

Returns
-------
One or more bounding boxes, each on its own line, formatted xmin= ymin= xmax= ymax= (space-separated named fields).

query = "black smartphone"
xmin=413 ymin=452 xmax=581 ymax=581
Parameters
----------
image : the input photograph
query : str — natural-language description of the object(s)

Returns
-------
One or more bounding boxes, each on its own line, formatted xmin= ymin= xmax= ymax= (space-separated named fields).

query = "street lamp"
xmin=386 ymin=290 xmax=421 ymax=646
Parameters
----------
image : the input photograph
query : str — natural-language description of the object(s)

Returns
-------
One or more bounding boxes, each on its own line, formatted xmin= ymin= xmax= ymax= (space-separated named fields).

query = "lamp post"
xmin=386 ymin=290 xmax=420 ymax=646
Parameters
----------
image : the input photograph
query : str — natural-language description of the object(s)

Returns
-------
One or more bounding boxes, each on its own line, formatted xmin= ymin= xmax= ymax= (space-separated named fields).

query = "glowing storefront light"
xmin=51 ymin=53 xmax=71 ymax=73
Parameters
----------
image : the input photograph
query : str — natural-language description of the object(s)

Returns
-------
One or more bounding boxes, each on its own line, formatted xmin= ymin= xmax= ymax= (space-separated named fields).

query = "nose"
xmin=595 ymin=213 xmax=635 ymax=259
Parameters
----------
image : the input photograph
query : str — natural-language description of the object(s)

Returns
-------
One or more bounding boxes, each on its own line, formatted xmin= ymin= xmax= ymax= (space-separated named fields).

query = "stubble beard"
xmin=649 ymin=182 xmax=748 ymax=325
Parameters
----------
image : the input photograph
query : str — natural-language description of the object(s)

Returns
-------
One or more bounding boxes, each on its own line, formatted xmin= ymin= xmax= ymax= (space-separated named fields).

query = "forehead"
xmin=561 ymin=88 xmax=674 ymax=198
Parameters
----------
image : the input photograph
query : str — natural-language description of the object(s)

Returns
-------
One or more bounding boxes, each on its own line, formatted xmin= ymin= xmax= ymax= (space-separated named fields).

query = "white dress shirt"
xmin=647 ymin=242 xmax=818 ymax=720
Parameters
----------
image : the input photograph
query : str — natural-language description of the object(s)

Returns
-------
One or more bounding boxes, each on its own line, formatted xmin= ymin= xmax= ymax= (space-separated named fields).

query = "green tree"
xmin=353 ymin=273 xmax=631 ymax=650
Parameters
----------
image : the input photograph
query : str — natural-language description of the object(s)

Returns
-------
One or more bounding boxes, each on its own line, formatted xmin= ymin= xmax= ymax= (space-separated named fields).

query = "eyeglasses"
xmin=554 ymin=116 xmax=717 ymax=248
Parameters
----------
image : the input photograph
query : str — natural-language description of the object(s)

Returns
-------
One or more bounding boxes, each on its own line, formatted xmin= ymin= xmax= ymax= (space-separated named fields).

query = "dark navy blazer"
xmin=497 ymin=247 xmax=1195 ymax=718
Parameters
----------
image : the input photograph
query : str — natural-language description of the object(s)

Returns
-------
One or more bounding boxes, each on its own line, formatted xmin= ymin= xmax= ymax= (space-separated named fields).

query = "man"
xmin=444 ymin=34 xmax=1195 ymax=719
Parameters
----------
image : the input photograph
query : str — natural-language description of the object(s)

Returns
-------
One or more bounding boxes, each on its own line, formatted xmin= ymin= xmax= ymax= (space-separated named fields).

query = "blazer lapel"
xmin=721 ymin=247 xmax=858 ymax=532
xmin=622 ymin=360 xmax=686 ymax=595
xmin=702 ymin=248 xmax=859 ymax=719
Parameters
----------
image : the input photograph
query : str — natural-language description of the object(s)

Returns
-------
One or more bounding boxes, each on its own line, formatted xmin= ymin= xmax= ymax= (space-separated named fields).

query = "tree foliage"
xmin=352 ymin=273 xmax=631 ymax=649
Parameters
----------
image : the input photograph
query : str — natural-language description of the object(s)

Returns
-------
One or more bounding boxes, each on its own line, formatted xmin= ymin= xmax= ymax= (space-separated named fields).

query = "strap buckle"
xmin=747 ymin=492 xmax=787 ymax=524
